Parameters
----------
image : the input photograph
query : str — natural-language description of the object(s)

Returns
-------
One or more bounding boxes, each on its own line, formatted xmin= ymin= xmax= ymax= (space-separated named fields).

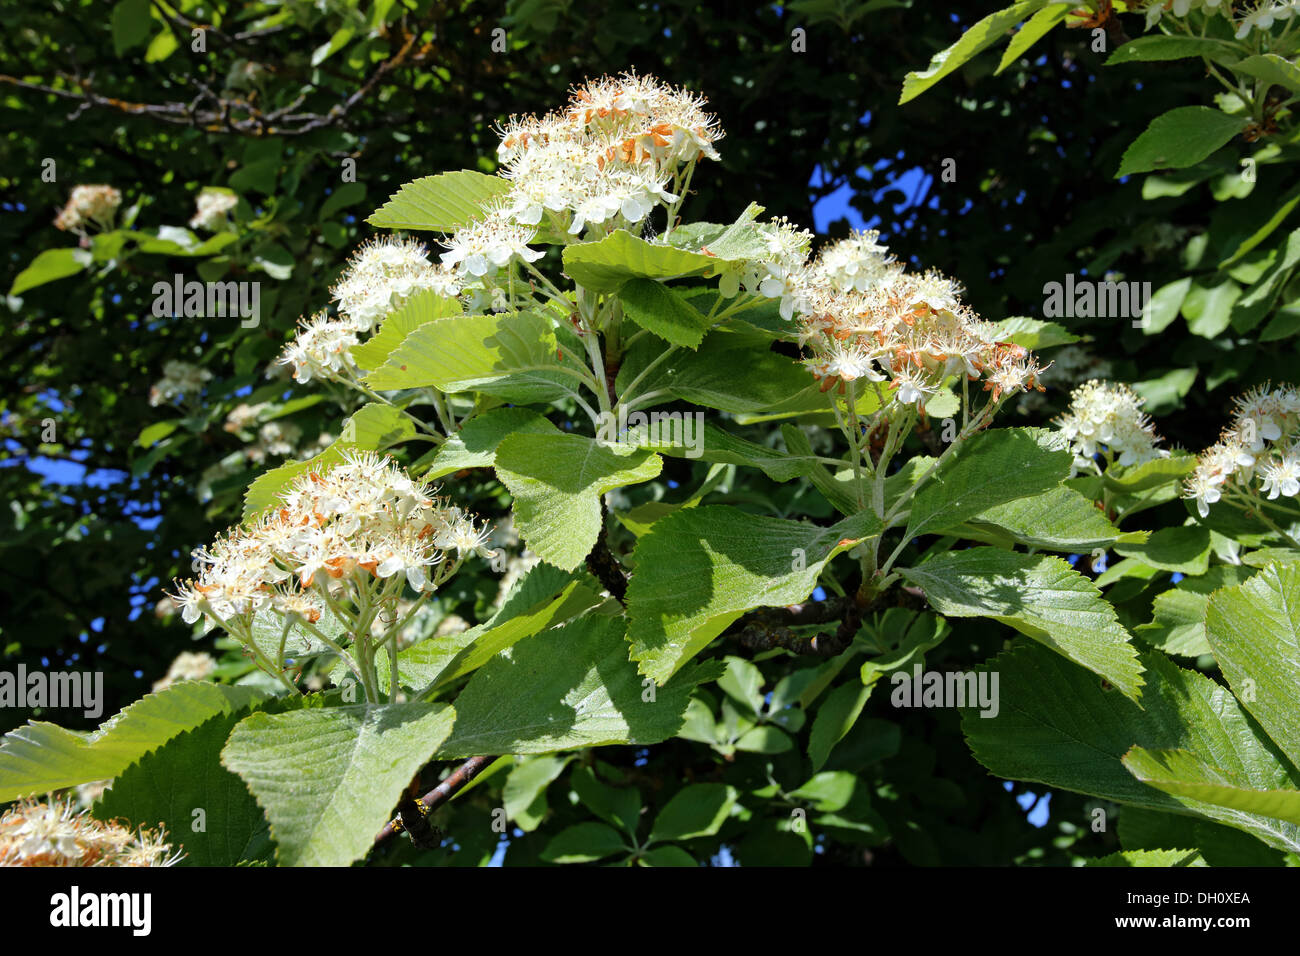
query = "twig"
xmin=729 ymin=595 xmax=868 ymax=657
xmin=585 ymin=507 xmax=628 ymax=603
xmin=374 ymin=755 xmax=497 ymax=845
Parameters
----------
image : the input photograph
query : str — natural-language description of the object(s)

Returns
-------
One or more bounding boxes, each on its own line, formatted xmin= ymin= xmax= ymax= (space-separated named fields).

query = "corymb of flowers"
xmin=171 ymin=451 xmax=494 ymax=703
xmin=272 ymin=71 xmax=1046 ymax=428
xmin=1054 ymin=379 xmax=1167 ymax=473
xmin=1184 ymin=383 xmax=1300 ymax=529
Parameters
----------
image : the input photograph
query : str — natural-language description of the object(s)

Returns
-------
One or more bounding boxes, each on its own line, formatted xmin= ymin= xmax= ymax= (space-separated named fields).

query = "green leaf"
xmin=0 ymin=683 xmax=267 ymax=802
xmin=649 ymin=783 xmax=737 ymax=843
xmin=1102 ymin=454 xmax=1196 ymax=494
xmin=437 ymin=616 xmax=719 ymax=756
xmin=1120 ymin=806 xmax=1285 ymax=866
xmin=900 ymin=547 xmax=1144 ymax=700
xmin=647 ymin=335 xmax=814 ymax=414
xmin=665 ymin=202 xmax=769 ymax=260
xmin=617 ymin=463 xmax=729 ymax=536
xmin=400 ymin=562 xmax=601 ymax=692
xmin=1115 ymin=525 xmax=1211 ymax=575
xmin=503 ymin=755 xmax=573 ymax=829
xmin=1085 ymin=849 xmax=1205 ymax=867
xmin=365 ymin=310 xmax=577 ymax=404
xmin=1117 ymin=107 xmax=1248 ymax=178
xmin=735 ymin=725 xmax=793 ymax=753
xmin=1131 ymin=367 xmax=1197 ymax=415
xmin=808 ymin=682 xmax=873 ymax=771
xmin=788 ymin=771 xmax=860 ymax=813
xmin=627 ymin=421 xmax=817 ymax=482
xmin=144 ymin=28 xmax=178 ymax=62
xmin=1106 ymin=35 xmax=1241 ymax=67
xmin=736 ymin=818 xmax=812 ymax=866
xmin=617 ymin=278 xmax=712 ymax=348
xmin=639 ymin=845 xmax=698 ymax=866
xmin=366 ymin=170 xmax=510 ymax=232
xmin=1231 ymin=228 xmax=1300 ymax=332
xmin=985 ymin=316 xmax=1079 ymax=349
xmin=9 ymin=248 xmax=90 ymax=296
xmin=310 ymin=26 xmax=355 ymax=66
xmin=94 ymin=709 xmax=271 ymax=866
xmin=626 ymin=506 xmax=881 ymax=684
xmin=417 ymin=407 xmax=559 ymax=480
xmin=563 ymin=229 xmax=724 ymax=292
xmin=899 ymin=2 xmax=1053 ymax=104
xmin=1232 ymin=54 xmax=1300 ymax=95
xmin=1139 ymin=277 xmax=1192 ymax=336
xmin=1205 ymin=563 xmax=1300 ymax=768
xmin=318 ymin=182 xmax=367 ymax=221
xmin=349 ymin=289 xmax=462 ymax=371
xmin=111 ymin=0 xmax=154 ymax=55
xmin=221 ymin=701 xmax=455 ymax=867
xmin=905 ymin=427 xmax=1071 ymax=543
xmin=540 ymin=822 xmax=627 ymax=863
xmin=963 ymin=644 xmax=1300 ymax=853
xmin=571 ymin=765 xmax=641 ymax=833
xmin=859 ymin=611 xmax=950 ymax=686
xmin=1221 ymin=182 xmax=1300 ymax=268
xmin=339 ymin=403 xmax=416 ymax=451
xmin=136 ymin=420 xmax=181 ymax=449
xmin=1137 ymin=565 xmax=1256 ymax=658
xmin=1122 ymin=747 xmax=1300 ymax=826
xmin=995 ymin=4 xmax=1072 ymax=74
xmin=963 ymin=485 xmax=1136 ymax=552
xmin=717 ymin=657 xmax=766 ymax=715
xmin=1182 ymin=277 xmax=1242 ymax=338
xmin=494 ymin=432 xmax=663 ymax=571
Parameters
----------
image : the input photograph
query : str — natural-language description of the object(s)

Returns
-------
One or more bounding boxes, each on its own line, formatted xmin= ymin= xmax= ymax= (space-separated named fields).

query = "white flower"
xmin=172 ymin=452 xmax=495 ymax=655
xmin=813 ymin=230 xmax=894 ymax=293
xmin=189 ymin=188 xmax=238 ymax=231
xmin=1053 ymin=380 xmax=1164 ymax=468
xmin=54 ymin=184 xmax=122 ymax=233
xmin=1261 ymin=454 xmax=1300 ymax=499
xmin=277 ymin=311 xmax=360 ymax=384
xmin=331 ymin=237 xmax=460 ymax=332
xmin=1187 ymin=471 xmax=1223 ymax=518
xmin=149 ymin=360 xmax=212 ymax=407
xmin=440 ymin=212 xmax=543 ymax=277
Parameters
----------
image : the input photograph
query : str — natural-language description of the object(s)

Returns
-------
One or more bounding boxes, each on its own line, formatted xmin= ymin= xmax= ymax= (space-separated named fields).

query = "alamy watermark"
xmin=890 ymin=663 xmax=999 ymax=718
xmin=595 ymin=407 xmax=705 ymax=458
xmin=50 ymin=887 xmax=151 ymax=936
xmin=152 ymin=273 xmax=261 ymax=328
xmin=0 ymin=665 xmax=103 ymax=719
xmin=1042 ymin=274 xmax=1151 ymax=329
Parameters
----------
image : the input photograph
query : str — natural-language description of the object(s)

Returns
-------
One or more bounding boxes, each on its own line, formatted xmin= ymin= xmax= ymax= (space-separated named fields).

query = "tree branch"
xmin=729 ymin=594 xmax=868 ymax=657
xmin=374 ymin=755 xmax=497 ymax=846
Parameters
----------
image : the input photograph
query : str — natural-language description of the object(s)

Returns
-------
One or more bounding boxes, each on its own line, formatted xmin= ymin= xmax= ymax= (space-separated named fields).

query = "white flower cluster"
xmin=274 ymin=75 xmax=723 ymax=389
xmin=151 ymin=650 xmax=218 ymax=693
xmin=750 ymin=228 xmax=1045 ymax=411
xmin=1185 ymin=383 xmax=1300 ymax=517
xmin=276 ymin=237 xmax=462 ymax=385
xmin=53 ymin=184 xmax=122 ymax=233
xmin=148 ymin=359 xmax=212 ymax=407
xmin=278 ymin=311 xmax=361 ymax=385
xmin=188 ymin=187 xmax=239 ymax=231
xmin=466 ymin=70 xmax=722 ymax=255
xmin=330 ymin=237 xmax=461 ymax=331
xmin=1142 ymin=0 xmax=1300 ymax=38
xmin=0 ymin=797 xmax=181 ymax=867
xmin=171 ymin=451 xmax=493 ymax=638
xmin=1054 ymin=379 xmax=1166 ymax=469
